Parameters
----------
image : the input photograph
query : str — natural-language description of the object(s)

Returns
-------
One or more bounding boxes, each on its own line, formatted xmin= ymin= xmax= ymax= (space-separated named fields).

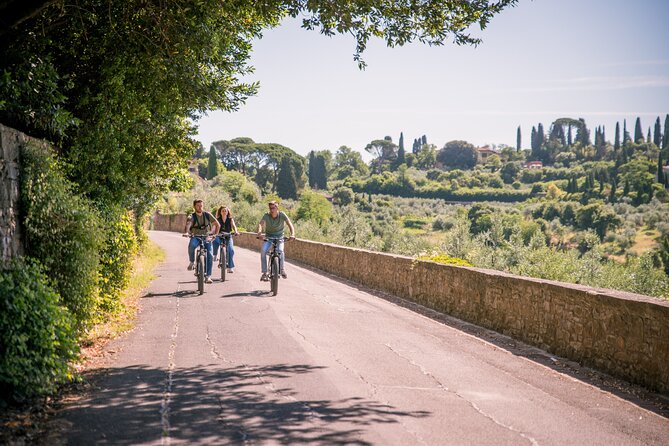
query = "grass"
xmin=78 ymin=240 xmax=165 ymax=368
xmin=629 ymin=227 xmax=659 ymax=256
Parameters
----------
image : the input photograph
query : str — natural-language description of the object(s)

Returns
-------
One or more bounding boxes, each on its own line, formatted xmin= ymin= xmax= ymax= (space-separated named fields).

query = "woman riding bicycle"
xmin=212 ymin=205 xmax=238 ymax=273
xmin=256 ymin=201 xmax=295 ymax=281
xmin=184 ymin=199 xmax=220 ymax=284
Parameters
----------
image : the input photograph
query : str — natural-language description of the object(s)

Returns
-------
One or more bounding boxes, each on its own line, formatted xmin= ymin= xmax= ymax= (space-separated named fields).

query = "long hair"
xmin=216 ymin=206 xmax=233 ymax=220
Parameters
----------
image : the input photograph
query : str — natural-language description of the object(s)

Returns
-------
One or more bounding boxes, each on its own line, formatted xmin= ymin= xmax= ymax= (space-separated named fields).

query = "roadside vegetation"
xmin=157 ymin=119 xmax=669 ymax=301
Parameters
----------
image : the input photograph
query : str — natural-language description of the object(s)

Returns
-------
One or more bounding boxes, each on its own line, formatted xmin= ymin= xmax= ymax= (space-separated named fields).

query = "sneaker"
xmin=260 ymin=273 xmax=269 ymax=282
xmin=227 ymin=268 xmax=234 ymax=273
xmin=205 ymin=276 xmax=213 ymax=284
xmin=187 ymin=262 xmax=194 ymax=271
xmin=280 ymin=271 xmax=287 ymax=279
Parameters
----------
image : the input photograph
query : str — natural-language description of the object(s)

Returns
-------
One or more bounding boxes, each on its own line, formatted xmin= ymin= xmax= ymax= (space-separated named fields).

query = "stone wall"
xmin=0 ymin=124 xmax=23 ymax=264
xmin=150 ymin=211 xmax=188 ymax=233
xmin=153 ymin=214 xmax=669 ymax=393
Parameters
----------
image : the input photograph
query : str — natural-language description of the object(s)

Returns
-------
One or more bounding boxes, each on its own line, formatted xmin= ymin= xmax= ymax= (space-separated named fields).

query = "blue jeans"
xmin=188 ymin=237 xmax=213 ymax=277
xmin=212 ymin=236 xmax=235 ymax=268
xmin=261 ymin=239 xmax=284 ymax=273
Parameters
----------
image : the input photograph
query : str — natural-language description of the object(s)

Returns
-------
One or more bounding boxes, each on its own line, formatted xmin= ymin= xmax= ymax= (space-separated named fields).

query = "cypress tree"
xmin=531 ymin=126 xmax=538 ymax=153
xmin=276 ymin=157 xmax=298 ymax=199
xmin=663 ymin=114 xmax=669 ymax=149
xmin=659 ymin=153 xmax=664 ymax=183
xmin=575 ymin=118 xmax=591 ymax=146
xmin=537 ymin=123 xmax=545 ymax=148
xmin=609 ymin=179 xmax=617 ymax=203
xmin=647 ymin=127 xmax=652 ymax=144
xmin=623 ymin=119 xmax=631 ymax=145
xmin=595 ymin=126 xmax=606 ymax=159
xmin=567 ymin=124 xmax=573 ymax=146
xmin=315 ymin=154 xmax=328 ymax=190
xmin=308 ymin=151 xmax=316 ymax=188
xmin=623 ymin=179 xmax=630 ymax=196
xmin=516 ymin=125 xmax=521 ymax=151
xmin=207 ymin=146 xmax=218 ymax=179
xmin=614 ymin=122 xmax=620 ymax=151
xmin=654 ymin=116 xmax=662 ymax=147
xmin=397 ymin=132 xmax=406 ymax=166
xmin=634 ymin=117 xmax=643 ymax=143
xmin=421 ymin=135 xmax=427 ymax=145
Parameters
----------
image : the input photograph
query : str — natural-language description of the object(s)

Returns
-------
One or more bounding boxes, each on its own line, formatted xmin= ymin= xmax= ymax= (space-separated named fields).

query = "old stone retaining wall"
xmin=153 ymin=213 xmax=669 ymax=393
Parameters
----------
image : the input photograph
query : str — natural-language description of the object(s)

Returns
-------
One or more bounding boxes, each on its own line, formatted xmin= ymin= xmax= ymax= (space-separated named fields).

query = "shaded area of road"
xmin=49 ymin=231 xmax=669 ymax=445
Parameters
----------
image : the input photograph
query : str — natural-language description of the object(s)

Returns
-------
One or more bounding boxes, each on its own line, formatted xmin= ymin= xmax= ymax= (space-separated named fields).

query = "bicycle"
xmin=216 ymin=231 xmax=235 ymax=282
xmin=184 ymin=234 xmax=211 ymax=295
xmin=262 ymin=236 xmax=290 ymax=296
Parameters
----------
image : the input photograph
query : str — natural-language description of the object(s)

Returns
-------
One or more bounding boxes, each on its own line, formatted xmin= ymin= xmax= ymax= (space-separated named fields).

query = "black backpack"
xmin=191 ymin=212 xmax=211 ymax=231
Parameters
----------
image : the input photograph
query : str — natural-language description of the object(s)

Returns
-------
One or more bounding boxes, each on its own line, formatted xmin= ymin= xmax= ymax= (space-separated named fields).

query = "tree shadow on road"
xmin=291 ymin=261 xmax=669 ymax=419
xmin=55 ymin=363 xmax=429 ymax=445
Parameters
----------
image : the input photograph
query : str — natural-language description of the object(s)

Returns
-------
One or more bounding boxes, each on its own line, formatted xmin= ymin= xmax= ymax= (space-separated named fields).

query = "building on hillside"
xmin=524 ymin=160 xmax=543 ymax=169
xmin=476 ymin=145 xmax=498 ymax=164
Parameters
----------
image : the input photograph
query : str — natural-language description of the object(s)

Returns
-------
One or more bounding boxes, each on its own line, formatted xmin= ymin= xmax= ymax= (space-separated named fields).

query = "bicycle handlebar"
xmin=182 ymin=233 xmax=213 ymax=240
xmin=260 ymin=236 xmax=292 ymax=242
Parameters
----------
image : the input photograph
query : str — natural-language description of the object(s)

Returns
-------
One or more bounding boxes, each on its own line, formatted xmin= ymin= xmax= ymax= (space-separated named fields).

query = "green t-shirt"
xmin=262 ymin=211 xmax=289 ymax=237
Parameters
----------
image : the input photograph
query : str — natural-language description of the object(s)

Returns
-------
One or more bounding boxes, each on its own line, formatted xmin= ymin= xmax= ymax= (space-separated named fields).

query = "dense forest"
xmin=159 ymin=115 xmax=669 ymax=300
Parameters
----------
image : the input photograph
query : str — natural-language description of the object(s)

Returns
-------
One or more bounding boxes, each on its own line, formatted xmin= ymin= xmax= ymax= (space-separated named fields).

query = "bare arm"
xmin=285 ymin=216 xmax=296 ymax=239
xmin=256 ymin=218 xmax=265 ymax=238
xmin=231 ymin=218 xmax=238 ymax=234
xmin=210 ymin=218 xmax=220 ymax=235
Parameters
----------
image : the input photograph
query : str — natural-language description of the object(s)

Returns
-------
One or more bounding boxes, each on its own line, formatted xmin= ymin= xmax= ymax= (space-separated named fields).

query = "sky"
xmin=193 ymin=0 xmax=669 ymax=161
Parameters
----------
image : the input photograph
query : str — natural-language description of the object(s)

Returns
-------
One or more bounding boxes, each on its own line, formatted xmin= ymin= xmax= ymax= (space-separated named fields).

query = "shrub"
xmin=295 ymin=190 xmax=332 ymax=225
xmin=417 ymin=254 xmax=473 ymax=267
xmin=0 ymin=258 xmax=78 ymax=400
xmin=96 ymin=205 xmax=139 ymax=316
xmin=432 ymin=215 xmax=456 ymax=231
xmin=20 ymin=143 xmax=103 ymax=332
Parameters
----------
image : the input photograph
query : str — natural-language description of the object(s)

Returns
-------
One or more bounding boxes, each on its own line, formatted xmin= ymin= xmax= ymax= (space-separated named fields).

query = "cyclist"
xmin=184 ymin=199 xmax=220 ymax=284
xmin=256 ymin=200 xmax=295 ymax=281
xmin=212 ymin=205 xmax=238 ymax=273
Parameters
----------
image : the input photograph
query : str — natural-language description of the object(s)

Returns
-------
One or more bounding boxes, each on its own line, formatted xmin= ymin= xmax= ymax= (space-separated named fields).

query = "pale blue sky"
xmin=194 ymin=0 xmax=669 ymax=160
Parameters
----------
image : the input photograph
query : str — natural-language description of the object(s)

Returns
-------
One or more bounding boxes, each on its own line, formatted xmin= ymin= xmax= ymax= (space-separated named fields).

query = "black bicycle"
xmin=216 ymin=231 xmax=235 ymax=282
xmin=263 ymin=236 xmax=290 ymax=296
xmin=184 ymin=234 xmax=210 ymax=294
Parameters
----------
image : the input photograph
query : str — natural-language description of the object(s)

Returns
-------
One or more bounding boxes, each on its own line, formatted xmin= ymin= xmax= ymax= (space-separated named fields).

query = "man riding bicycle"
xmin=256 ymin=201 xmax=295 ymax=281
xmin=184 ymin=199 xmax=220 ymax=284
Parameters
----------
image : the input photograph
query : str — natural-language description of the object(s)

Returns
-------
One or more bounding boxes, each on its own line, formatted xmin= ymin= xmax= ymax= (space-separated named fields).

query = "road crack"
xmin=160 ymin=291 xmax=180 ymax=445
xmin=385 ymin=343 xmax=538 ymax=446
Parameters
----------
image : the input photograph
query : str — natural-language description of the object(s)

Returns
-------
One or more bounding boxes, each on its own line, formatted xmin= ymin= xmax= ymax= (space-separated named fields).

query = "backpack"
xmin=190 ymin=212 xmax=212 ymax=234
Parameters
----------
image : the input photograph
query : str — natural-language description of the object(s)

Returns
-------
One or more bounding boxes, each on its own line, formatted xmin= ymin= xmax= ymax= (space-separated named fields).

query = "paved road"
xmin=54 ymin=231 xmax=669 ymax=445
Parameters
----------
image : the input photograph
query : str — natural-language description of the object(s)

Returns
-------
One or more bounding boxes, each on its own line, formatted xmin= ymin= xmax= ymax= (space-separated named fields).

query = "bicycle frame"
xmin=263 ymin=237 xmax=288 ymax=296
xmin=190 ymin=234 xmax=210 ymax=294
xmin=217 ymin=231 xmax=233 ymax=282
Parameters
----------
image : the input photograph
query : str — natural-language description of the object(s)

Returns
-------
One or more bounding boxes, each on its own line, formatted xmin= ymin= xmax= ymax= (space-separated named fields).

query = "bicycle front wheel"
xmin=270 ymin=255 xmax=279 ymax=296
xmin=220 ymin=244 xmax=227 ymax=282
xmin=197 ymin=254 xmax=205 ymax=294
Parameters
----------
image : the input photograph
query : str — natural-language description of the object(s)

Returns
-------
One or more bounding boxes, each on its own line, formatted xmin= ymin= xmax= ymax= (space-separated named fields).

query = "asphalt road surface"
xmin=53 ymin=230 xmax=669 ymax=445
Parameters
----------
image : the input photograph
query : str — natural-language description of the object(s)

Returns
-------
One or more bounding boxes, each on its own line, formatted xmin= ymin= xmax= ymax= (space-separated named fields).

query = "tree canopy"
xmin=0 ymin=0 xmax=517 ymax=210
xmin=437 ymin=140 xmax=478 ymax=170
